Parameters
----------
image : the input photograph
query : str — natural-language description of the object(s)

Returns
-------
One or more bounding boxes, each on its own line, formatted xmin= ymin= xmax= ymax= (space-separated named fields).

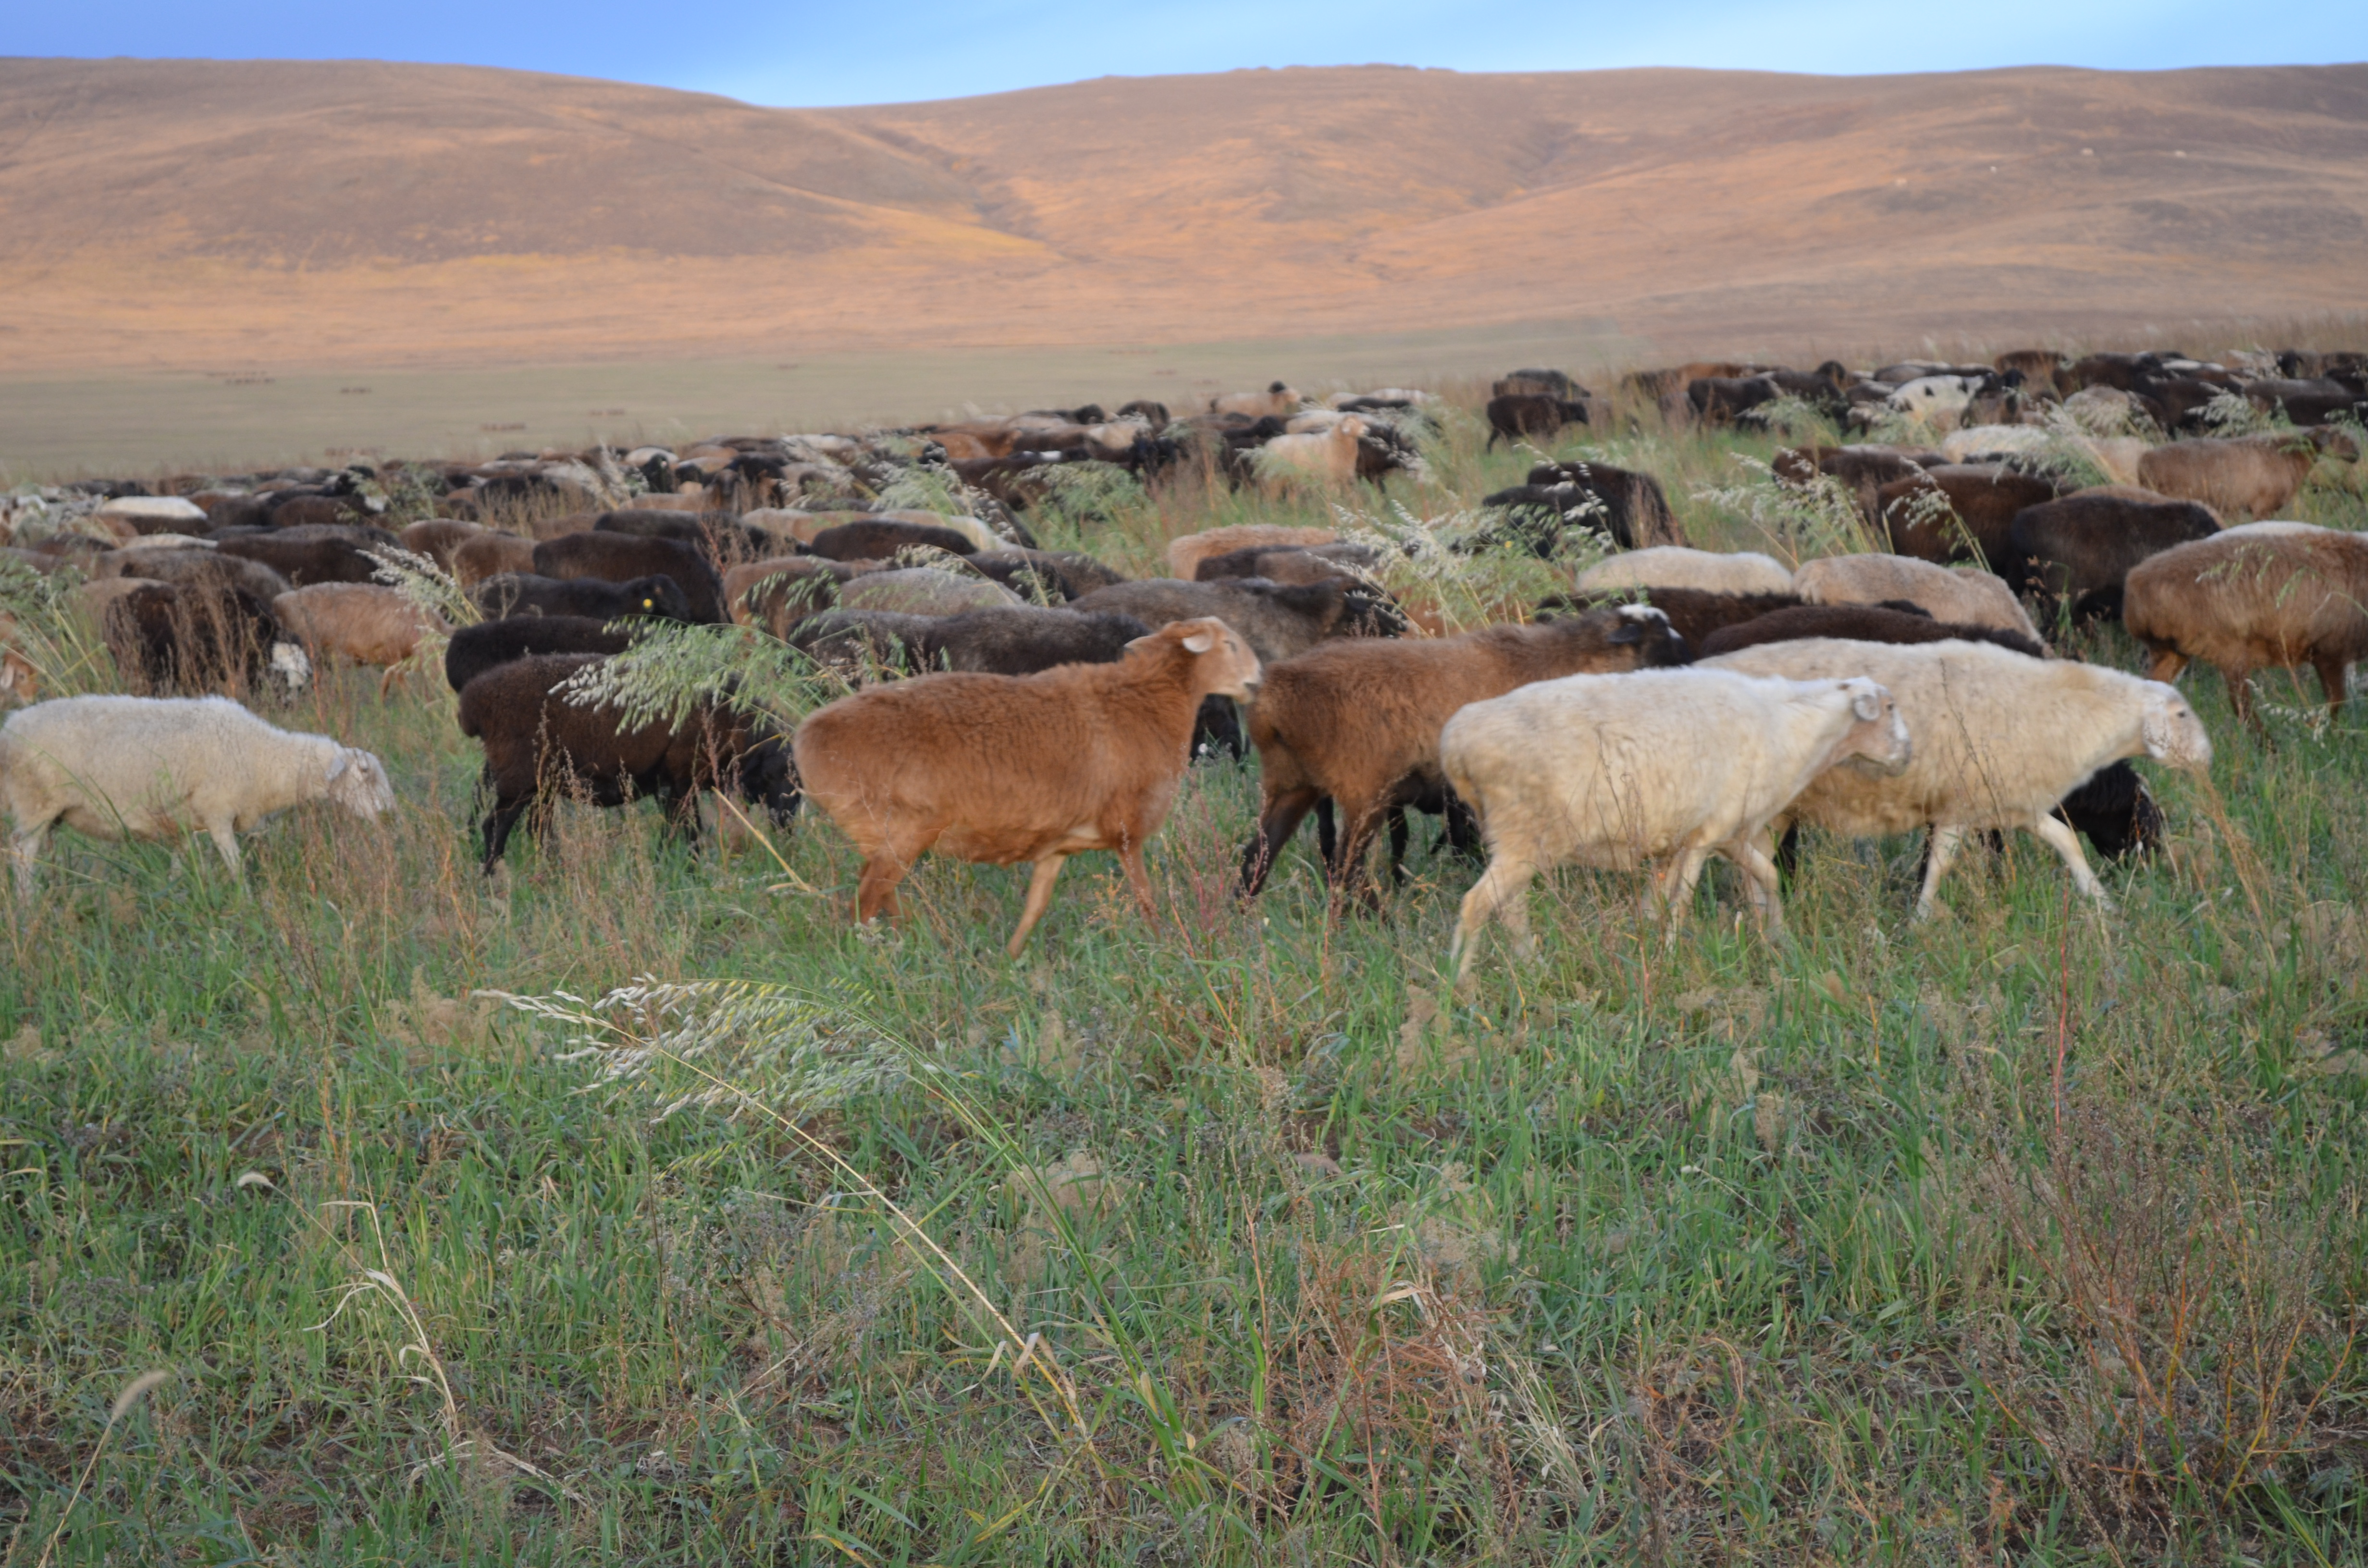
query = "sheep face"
xmin=326 ymin=747 xmax=396 ymax=819
xmin=1835 ymin=679 xmax=1913 ymax=776
xmin=2139 ymin=685 xmax=2213 ymax=772
xmin=736 ymin=733 xmax=802 ymax=826
xmin=1140 ymin=616 xmax=1261 ymax=701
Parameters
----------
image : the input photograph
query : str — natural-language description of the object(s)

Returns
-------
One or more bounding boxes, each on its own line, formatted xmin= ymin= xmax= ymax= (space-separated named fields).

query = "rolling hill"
xmin=0 ymin=56 xmax=2363 ymax=373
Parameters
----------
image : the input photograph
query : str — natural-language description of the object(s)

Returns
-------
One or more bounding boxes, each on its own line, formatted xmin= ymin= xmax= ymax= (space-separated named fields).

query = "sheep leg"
xmin=1912 ymin=827 xmax=1966 ymax=919
xmin=855 ymin=853 xmax=913 ymax=925
xmin=1652 ymin=846 xmax=1712 ymax=942
xmin=2221 ymin=665 xmax=2264 ymax=735
xmin=1240 ymin=785 xmax=1321 ymax=897
xmin=1117 ymin=841 xmax=1158 ymax=919
xmin=1451 ymin=855 xmax=1537 ymax=981
xmin=10 ymin=822 xmax=51 ymax=899
xmin=205 ymin=819 xmax=245 ymax=882
xmin=1735 ymin=837 xmax=1788 ymax=939
xmin=1327 ymin=803 xmax=1391 ymax=911
xmin=2031 ymin=814 xmax=2111 ymax=910
xmin=480 ymin=797 xmax=532 ymax=872
xmin=2144 ymin=648 xmax=2190 ymax=684
xmin=1008 ymin=855 xmax=1068 ymax=956
xmin=2313 ymin=655 xmax=2351 ymax=719
xmin=1385 ymin=808 xmax=1411 ymax=886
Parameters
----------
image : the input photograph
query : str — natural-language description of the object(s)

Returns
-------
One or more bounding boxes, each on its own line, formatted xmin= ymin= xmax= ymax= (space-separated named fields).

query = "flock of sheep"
xmin=1 ymin=342 xmax=2362 ymax=974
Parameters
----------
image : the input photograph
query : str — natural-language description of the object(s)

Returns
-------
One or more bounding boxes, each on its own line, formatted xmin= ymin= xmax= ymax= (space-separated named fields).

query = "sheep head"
xmin=1135 ymin=615 xmax=1260 ymax=702
xmin=325 ymin=746 xmax=396 ymax=819
xmin=2139 ymin=684 xmax=2213 ymax=772
xmin=1836 ymin=678 xmax=1912 ymax=776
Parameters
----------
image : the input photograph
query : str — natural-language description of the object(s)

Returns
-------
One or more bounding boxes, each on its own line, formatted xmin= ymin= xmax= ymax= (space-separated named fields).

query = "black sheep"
xmin=807 ymin=519 xmax=980 ymax=563
xmin=472 ymin=572 xmax=695 ymax=623
xmin=444 ymin=615 xmax=641 ymax=693
xmin=596 ymin=508 xmax=777 ymax=560
xmin=1483 ymin=394 xmax=1588 ymax=450
xmin=456 ymin=652 xmax=798 ymax=870
xmin=103 ymin=581 xmax=308 ymax=698
xmin=966 ymin=548 xmax=1126 ymax=600
xmin=2007 ymin=494 xmax=2221 ymax=623
xmin=1695 ymin=603 xmax=2038 ymax=660
xmin=215 ymin=523 xmax=403 ymax=587
xmin=531 ymin=532 xmax=727 ymax=623
xmin=926 ymin=606 xmax=1153 ymax=674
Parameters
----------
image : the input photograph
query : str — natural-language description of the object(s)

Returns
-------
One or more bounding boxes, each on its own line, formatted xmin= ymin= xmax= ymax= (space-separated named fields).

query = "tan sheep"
xmin=1209 ymin=382 xmax=1303 ymax=420
xmin=2122 ymin=522 xmax=2368 ymax=727
xmin=1165 ymin=524 xmax=1338 ymax=581
xmin=272 ymin=584 xmax=449 ymax=697
xmin=1574 ymin=547 xmax=1794 ymax=598
xmin=1253 ymin=417 xmax=1369 ymax=489
xmin=1792 ymin=554 xmax=2042 ymax=642
xmin=2135 ymin=433 xmax=2346 ymax=522
xmin=450 ymin=532 xmax=537 ymax=588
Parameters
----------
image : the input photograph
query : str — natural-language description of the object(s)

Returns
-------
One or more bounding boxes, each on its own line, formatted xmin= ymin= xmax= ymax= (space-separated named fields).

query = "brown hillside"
xmin=1 ymin=57 xmax=2363 ymax=371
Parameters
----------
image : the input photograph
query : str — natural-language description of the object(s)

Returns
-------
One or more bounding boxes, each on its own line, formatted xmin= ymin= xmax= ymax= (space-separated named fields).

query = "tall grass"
xmin=2 ymin=385 xmax=2366 ymax=1564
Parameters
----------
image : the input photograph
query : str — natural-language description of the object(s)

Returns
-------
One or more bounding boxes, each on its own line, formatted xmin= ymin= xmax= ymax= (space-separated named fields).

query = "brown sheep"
xmin=399 ymin=519 xmax=489 ymax=572
xmin=1875 ymin=465 xmax=2061 ymax=566
xmin=272 ymin=583 xmax=448 ymax=697
xmin=722 ymin=556 xmax=864 ymax=629
xmin=1791 ymin=554 xmax=2042 ymax=642
xmin=792 ymin=617 xmax=1262 ymax=955
xmin=1239 ymin=604 xmax=1689 ymax=904
xmin=451 ymin=532 xmax=536 ymax=588
xmin=2134 ymin=432 xmax=2351 ymax=522
xmin=1557 ymin=587 xmax=1802 ymax=649
xmin=2123 ymin=522 xmax=2368 ymax=727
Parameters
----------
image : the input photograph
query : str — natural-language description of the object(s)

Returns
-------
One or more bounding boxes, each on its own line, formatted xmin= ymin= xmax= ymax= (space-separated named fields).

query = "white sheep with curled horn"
xmin=0 ymin=694 xmax=394 ymax=894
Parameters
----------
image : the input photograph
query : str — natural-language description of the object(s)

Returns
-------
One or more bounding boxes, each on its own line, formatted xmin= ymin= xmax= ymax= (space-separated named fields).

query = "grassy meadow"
xmin=4 ymin=387 xmax=2368 ymax=1565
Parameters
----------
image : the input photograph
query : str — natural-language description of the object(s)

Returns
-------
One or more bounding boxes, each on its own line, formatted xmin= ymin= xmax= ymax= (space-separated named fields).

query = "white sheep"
xmin=1574 ymin=546 xmax=1794 ymax=598
xmin=1441 ymin=668 xmax=1910 ymax=976
xmin=1253 ymin=417 xmax=1368 ymax=488
xmin=1792 ymin=553 xmax=2042 ymax=642
xmin=1700 ymin=638 xmax=2210 ymax=916
xmin=1940 ymin=425 xmax=2051 ymax=463
xmin=0 ymin=695 xmax=394 ymax=894
xmin=1887 ymin=375 xmax=1981 ymax=429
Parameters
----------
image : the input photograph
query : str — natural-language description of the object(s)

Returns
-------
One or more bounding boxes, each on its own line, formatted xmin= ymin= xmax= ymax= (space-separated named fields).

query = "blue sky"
xmin=12 ymin=0 xmax=2362 ymax=107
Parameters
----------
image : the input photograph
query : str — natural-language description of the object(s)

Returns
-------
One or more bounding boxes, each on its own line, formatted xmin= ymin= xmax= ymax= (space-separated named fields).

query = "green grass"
xmin=4 ymin=399 xmax=2367 ymax=1566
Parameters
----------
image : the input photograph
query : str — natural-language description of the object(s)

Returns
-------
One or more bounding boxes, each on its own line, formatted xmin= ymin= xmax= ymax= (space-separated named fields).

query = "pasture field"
xmin=4 ymin=395 xmax=2368 ymax=1566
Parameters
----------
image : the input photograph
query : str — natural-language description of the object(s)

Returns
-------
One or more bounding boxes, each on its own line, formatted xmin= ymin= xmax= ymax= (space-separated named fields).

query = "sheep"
xmin=836 ymin=567 xmax=1024 ymax=616
xmin=1194 ymin=541 xmax=1381 ymax=585
xmin=1885 ymin=375 xmax=1987 ymax=429
xmin=1792 ymin=554 xmax=2041 ymax=641
xmin=444 ymin=615 xmax=641 ymax=694
xmin=2134 ymin=433 xmax=2350 ymax=521
xmin=1555 ymin=587 xmax=1800 ymax=649
xmin=92 ymin=546 xmax=292 ymax=601
xmin=1483 ymin=394 xmax=1590 ymax=449
xmin=2007 ymin=493 xmax=2220 ymax=622
xmin=792 ymin=617 xmax=1262 ymax=955
xmin=456 ymin=653 xmax=798 ymax=870
xmin=532 ymin=533 xmax=727 ymax=624
xmin=215 ymin=524 xmax=403 ymax=587
xmin=807 ymin=519 xmax=979 ymax=563
xmin=966 ymin=548 xmax=1127 ymax=601
xmin=1166 ymin=525 xmax=1337 ymax=581
xmin=782 ymin=609 xmax=943 ymax=682
xmin=1700 ymin=638 xmax=2211 ymax=916
xmin=102 ymin=581 xmax=312 ymax=698
xmin=1939 ymin=426 xmax=2052 ymax=464
xmin=875 ymin=512 xmax=1017 ymax=555
xmin=1696 ymin=602 xmax=2037 ymax=660
xmin=472 ymin=572 xmax=696 ymax=623
xmin=595 ymin=508 xmax=776 ymax=560
xmin=399 ymin=519 xmax=490 ymax=572
xmin=1774 ymin=445 xmax=1929 ymax=524
xmin=0 ymin=694 xmax=392 ymax=893
xmin=272 ymin=584 xmax=448 ymax=697
xmin=2123 ymin=522 xmax=2368 ymax=727
xmin=1071 ymin=577 xmax=1405 ymax=665
xmin=724 ymin=556 xmax=861 ymax=629
xmin=1209 ymin=382 xmax=1302 ymax=420
xmin=1252 ymin=417 xmax=1371 ymax=488
xmin=451 ymin=532 xmax=537 ymax=587
xmin=1574 ymin=547 xmax=1794 ymax=598
xmin=1875 ymin=465 xmax=2061 ymax=566
xmin=1240 ymin=602 xmax=1689 ymax=904
xmin=1442 ymin=670 xmax=1911 ymax=974
xmin=95 ymin=496 xmax=210 ymax=536
xmin=924 ymin=606 xmax=1159 ymax=675
xmin=1520 ymin=461 xmax=1688 ymax=548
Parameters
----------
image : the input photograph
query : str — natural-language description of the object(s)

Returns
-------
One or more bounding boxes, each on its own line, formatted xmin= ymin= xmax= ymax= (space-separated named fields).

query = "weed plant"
xmin=3 ymin=392 xmax=2366 ymax=1565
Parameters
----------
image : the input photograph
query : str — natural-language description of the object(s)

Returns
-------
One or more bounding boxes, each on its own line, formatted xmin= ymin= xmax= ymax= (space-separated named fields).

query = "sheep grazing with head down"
xmin=1 ymin=694 xmax=394 ymax=894
xmin=793 ymin=617 xmax=1261 ymax=955
xmin=1791 ymin=553 xmax=2041 ymax=642
xmin=272 ymin=583 xmax=448 ymax=697
xmin=1239 ymin=604 xmax=1689 ymax=903
xmin=1701 ymin=638 xmax=2211 ymax=916
xmin=1166 ymin=525 xmax=1337 ymax=581
xmin=2122 ymin=522 xmax=2368 ymax=728
xmin=1442 ymin=669 xmax=1911 ymax=976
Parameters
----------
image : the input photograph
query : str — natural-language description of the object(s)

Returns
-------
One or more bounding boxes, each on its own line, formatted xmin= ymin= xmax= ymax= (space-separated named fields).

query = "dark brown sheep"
xmin=1239 ymin=604 xmax=1688 ymax=903
xmin=793 ymin=617 xmax=1262 ymax=954
xmin=532 ymin=532 xmax=726 ymax=623
xmin=1556 ymin=587 xmax=1801 ymax=649
xmin=472 ymin=572 xmax=696 ymax=623
xmin=2008 ymin=493 xmax=2221 ymax=622
xmin=457 ymin=652 xmax=798 ymax=870
xmin=1876 ymin=465 xmax=2062 ymax=565
xmin=966 ymin=548 xmax=1128 ymax=601
xmin=1697 ymin=603 xmax=2042 ymax=660
xmin=1071 ymin=577 xmax=1403 ymax=665
xmin=216 ymin=523 xmax=403 ymax=587
xmin=806 ymin=519 xmax=981 ymax=564
xmin=1520 ymin=461 xmax=1688 ymax=548
xmin=443 ymin=615 xmax=641 ymax=693
xmin=103 ymin=581 xmax=308 ymax=698
xmin=1484 ymin=393 xmax=1589 ymax=450
xmin=2124 ymin=522 xmax=2368 ymax=727
xmin=724 ymin=556 xmax=862 ymax=632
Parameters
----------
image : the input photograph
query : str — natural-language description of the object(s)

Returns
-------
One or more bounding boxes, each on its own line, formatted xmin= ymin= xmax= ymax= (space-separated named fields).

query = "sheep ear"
xmin=324 ymin=751 xmax=350 ymax=784
xmin=1180 ymin=630 xmax=1216 ymax=653
xmin=1852 ymin=691 xmax=1883 ymax=722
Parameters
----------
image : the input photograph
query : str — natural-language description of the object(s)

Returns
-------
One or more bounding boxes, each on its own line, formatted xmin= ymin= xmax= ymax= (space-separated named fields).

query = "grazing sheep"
xmin=1194 ymin=541 xmax=1381 ymax=584
xmin=1210 ymin=382 xmax=1302 ymax=420
xmin=782 ymin=609 xmax=942 ymax=682
xmin=103 ymin=581 xmax=311 ymax=698
xmin=1792 ymin=554 xmax=2041 ymax=641
xmin=1240 ymin=603 xmax=1688 ymax=903
xmin=836 ymin=567 xmax=1024 ymax=616
xmin=807 ymin=519 xmax=980 ymax=563
xmin=1557 ymin=587 xmax=1800 ymax=649
xmin=1 ymin=694 xmax=392 ymax=892
xmin=399 ymin=519 xmax=490 ymax=572
xmin=1697 ymin=602 xmax=2036 ymax=660
xmin=724 ymin=556 xmax=861 ymax=629
xmin=1443 ymin=670 xmax=1911 ymax=973
xmin=1575 ymin=547 xmax=1794 ymax=598
xmin=92 ymin=546 xmax=292 ymax=601
xmin=444 ymin=615 xmax=641 ymax=694
xmin=2135 ymin=433 xmax=2351 ymax=522
xmin=1875 ymin=465 xmax=2061 ymax=566
xmin=595 ymin=508 xmax=775 ymax=560
xmin=1483 ymin=394 xmax=1590 ymax=449
xmin=1774 ymin=446 xmax=1929 ymax=525
xmin=272 ymin=583 xmax=447 ymax=696
xmin=473 ymin=572 xmax=695 ymax=623
xmin=923 ymin=606 xmax=1158 ymax=675
xmin=450 ymin=531 xmax=537 ymax=587
xmin=456 ymin=653 xmax=798 ymax=869
xmin=2008 ymin=493 xmax=2220 ymax=622
xmin=532 ymin=533 xmax=727 ymax=624
xmin=2123 ymin=522 xmax=2368 ymax=727
xmin=1071 ymin=577 xmax=1404 ymax=665
xmin=793 ymin=617 xmax=1262 ymax=954
xmin=1520 ymin=461 xmax=1688 ymax=548
xmin=1166 ymin=525 xmax=1337 ymax=581
xmin=1701 ymin=638 xmax=2211 ymax=916
xmin=215 ymin=524 xmax=403 ymax=587
xmin=1252 ymin=417 xmax=1374 ymax=488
